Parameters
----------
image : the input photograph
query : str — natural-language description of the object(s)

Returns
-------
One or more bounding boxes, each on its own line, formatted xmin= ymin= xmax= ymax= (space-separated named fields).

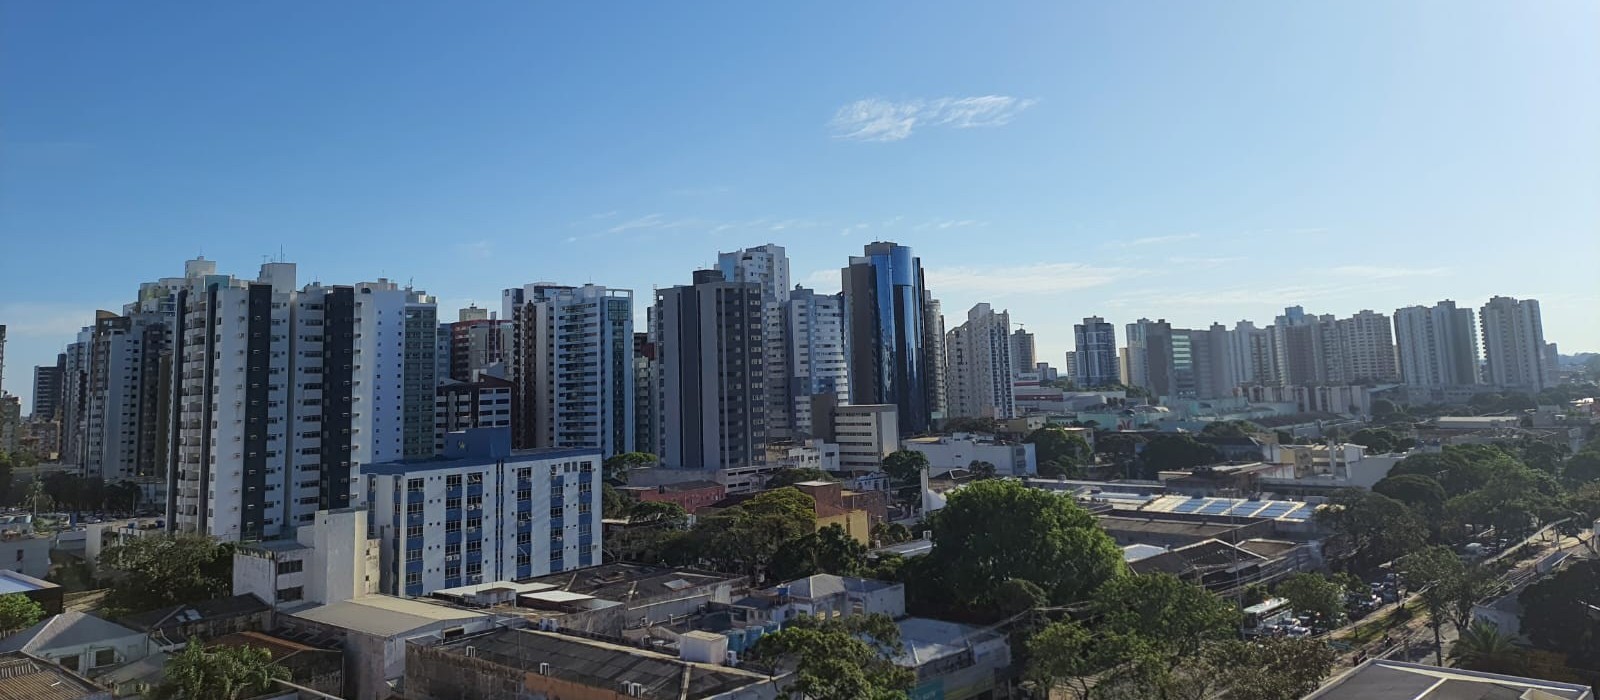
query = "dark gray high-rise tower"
xmin=653 ymin=270 xmax=767 ymax=468
xmin=842 ymin=242 xmax=939 ymax=435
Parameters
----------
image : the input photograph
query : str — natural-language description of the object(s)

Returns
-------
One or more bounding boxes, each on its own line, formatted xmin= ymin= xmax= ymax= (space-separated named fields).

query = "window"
xmin=93 ymin=649 xmax=116 ymax=668
xmin=406 ymin=525 xmax=423 ymax=539
xmin=446 ymin=520 xmax=461 ymax=533
xmin=466 ymin=472 xmax=484 ymax=485
xmin=406 ymin=548 xmax=422 ymax=562
xmin=516 ymin=489 xmax=531 ymax=501
xmin=517 ymin=533 xmax=532 ymax=546
xmin=405 ymin=572 xmax=421 ymax=586
xmin=406 ymin=501 xmax=423 ymax=515
xmin=466 ymin=495 xmax=482 ymax=510
xmin=517 ymin=553 xmax=531 ymax=567
xmin=466 ymin=517 xmax=482 ymax=530
xmin=446 ymin=497 xmax=461 ymax=510
xmin=517 ymin=467 xmax=532 ymax=480
xmin=278 ymin=586 xmax=304 ymax=603
xmin=466 ymin=563 xmax=482 ymax=577
xmin=446 ymin=475 xmax=462 ymax=489
xmin=446 ymin=542 xmax=461 ymax=556
xmin=466 ymin=540 xmax=482 ymax=553
xmin=276 ymin=559 xmax=304 ymax=575
xmin=407 ymin=478 xmax=423 ymax=492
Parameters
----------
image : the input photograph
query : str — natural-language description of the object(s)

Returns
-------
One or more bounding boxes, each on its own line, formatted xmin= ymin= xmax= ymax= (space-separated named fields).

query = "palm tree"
xmin=1450 ymin=621 xmax=1523 ymax=675
xmin=147 ymin=642 xmax=290 ymax=700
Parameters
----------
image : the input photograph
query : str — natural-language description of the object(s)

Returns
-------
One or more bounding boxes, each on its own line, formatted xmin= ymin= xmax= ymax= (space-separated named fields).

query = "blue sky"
xmin=3 ymin=1 xmax=1597 ymax=408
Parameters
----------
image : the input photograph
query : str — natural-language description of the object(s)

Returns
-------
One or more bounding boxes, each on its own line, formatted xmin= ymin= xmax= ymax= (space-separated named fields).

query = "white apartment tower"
xmin=168 ymin=260 xmax=438 ymax=542
xmin=719 ymin=244 xmax=793 ymax=441
xmin=1323 ymin=310 xmax=1400 ymax=384
xmin=1479 ymin=296 xmax=1554 ymax=391
xmin=782 ymin=288 xmax=849 ymax=439
xmin=502 ymin=283 xmax=635 ymax=457
xmin=945 ymin=304 xmax=1016 ymax=420
xmin=1393 ymin=300 xmax=1479 ymax=386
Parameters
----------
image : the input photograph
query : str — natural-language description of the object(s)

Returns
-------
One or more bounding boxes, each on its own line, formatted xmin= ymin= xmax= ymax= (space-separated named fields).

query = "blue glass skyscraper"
xmin=842 ymin=242 xmax=940 ymax=436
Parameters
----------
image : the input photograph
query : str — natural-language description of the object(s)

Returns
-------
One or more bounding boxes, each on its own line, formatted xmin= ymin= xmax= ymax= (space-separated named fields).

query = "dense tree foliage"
xmin=768 ymin=524 xmax=868 ymax=582
xmin=677 ymin=488 xmax=816 ymax=578
xmin=1348 ymin=427 xmax=1412 ymax=454
xmin=1450 ymin=621 xmax=1525 ymax=676
xmin=1521 ymin=558 xmax=1600 ymax=671
xmin=1275 ymin=573 xmax=1345 ymax=625
xmin=1372 ymin=474 xmax=1447 ymax=517
xmin=881 ymin=450 xmax=929 ymax=485
xmin=1402 ymin=545 xmax=1467 ymax=665
xmin=1139 ymin=434 xmax=1222 ymax=472
xmin=1199 ymin=420 xmax=1263 ymax=439
xmin=749 ymin=613 xmax=914 ymax=700
xmin=601 ymin=452 xmax=658 ymax=482
xmin=941 ymin=416 xmax=1000 ymax=434
xmin=1316 ymin=490 xmax=1428 ymax=573
xmin=100 ymin=534 xmax=235 ymax=615
xmin=919 ymin=480 xmax=1123 ymax=615
xmin=146 ymin=642 xmax=290 ymax=700
xmin=0 ymin=593 xmax=44 ymax=634
xmin=1091 ymin=573 xmax=1239 ymax=659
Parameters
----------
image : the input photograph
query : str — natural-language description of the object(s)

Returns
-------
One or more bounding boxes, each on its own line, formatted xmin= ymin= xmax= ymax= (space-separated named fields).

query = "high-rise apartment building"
xmin=924 ymin=293 xmax=948 ymax=424
xmin=632 ymin=333 xmax=658 ymax=459
xmin=1009 ymin=328 xmax=1036 ymax=377
xmin=1123 ymin=318 xmax=1158 ymax=393
xmin=720 ymin=244 xmax=793 ymax=441
xmin=842 ymin=242 xmax=940 ymax=435
xmin=945 ymin=304 xmax=1016 ymax=419
xmin=782 ymin=288 xmax=849 ymax=438
xmin=1270 ymin=306 xmax=1324 ymax=387
xmin=1225 ymin=320 xmax=1276 ymax=387
xmin=503 ymin=283 xmax=635 ymax=457
xmin=435 ymin=376 xmax=514 ymax=453
xmin=653 ymin=270 xmax=766 ymax=469
xmin=1394 ymin=301 xmax=1480 ymax=387
xmin=73 ymin=310 xmax=170 ymax=484
xmin=1062 ymin=351 xmax=1078 ymax=382
xmin=1316 ymin=310 xmax=1399 ymax=384
xmin=447 ymin=317 xmax=512 ymax=382
xmin=1073 ymin=317 xmax=1118 ymax=388
xmin=364 ymin=428 xmax=602 ymax=597
xmin=167 ymin=260 xmax=437 ymax=542
xmin=1479 ymin=296 xmax=1553 ymax=391
xmin=31 ymin=360 xmax=63 ymax=422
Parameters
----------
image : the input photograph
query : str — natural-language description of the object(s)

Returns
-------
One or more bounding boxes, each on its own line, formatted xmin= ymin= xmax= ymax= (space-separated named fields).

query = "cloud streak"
xmin=1331 ymin=265 xmax=1449 ymax=280
xmin=830 ymin=96 xmax=1037 ymax=142
xmin=926 ymin=262 xmax=1130 ymax=297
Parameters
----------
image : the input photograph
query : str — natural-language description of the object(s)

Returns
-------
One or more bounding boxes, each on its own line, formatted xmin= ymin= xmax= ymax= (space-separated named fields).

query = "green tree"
xmin=967 ymin=460 xmax=998 ymax=480
xmin=601 ymin=483 xmax=631 ymax=519
xmin=1026 ymin=621 xmax=1151 ymax=700
xmin=1092 ymin=573 xmax=1239 ymax=659
xmin=1316 ymin=490 xmax=1428 ymax=573
xmin=1567 ymin=482 xmax=1600 ymax=521
xmin=768 ymin=524 xmax=867 ymax=582
xmin=871 ymin=521 xmax=912 ymax=546
xmin=881 ymin=450 xmax=929 ymax=484
xmin=942 ymin=416 xmax=1000 ymax=434
xmin=602 ymin=451 xmax=658 ymax=482
xmin=994 ymin=578 xmax=1046 ymax=617
xmin=1450 ymin=621 xmax=1524 ymax=675
xmin=1443 ymin=466 xmax=1560 ymax=542
xmin=1026 ymin=427 xmax=1092 ymax=467
xmin=1139 ymin=434 xmax=1222 ymax=471
xmin=766 ymin=468 xmax=834 ymax=488
xmin=146 ymin=642 xmax=291 ymax=700
xmin=748 ymin=613 xmax=914 ymax=700
xmin=1207 ymin=637 xmax=1336 ymax=700
xmin=1348 ymin=428 xmax=1399 ymax=454
xmin=686 ymin=487 xmax=816 ymax=578
xmin=99 ymin=534 xmax=236 ymax=615
xmin=1563 ymin=447 xmax=1600 ymax=485
xmin=923 ymin=480 xmax=1123 ymax=612
xmin=1372 ymin=474 xmax=1448 ymax=517
xmin=1520 ymin=558 xmax=1600 ymax=670
xmin=0 ymin=593 xmax=45 ymax=634
xmin=1402 ymin=545 xmax=1466 ymax=666
xmin=1275 ymin=573 xmax=1346 ymax=626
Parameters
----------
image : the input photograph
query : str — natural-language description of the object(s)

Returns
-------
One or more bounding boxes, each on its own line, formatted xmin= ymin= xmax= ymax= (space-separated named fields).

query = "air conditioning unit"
xmin=538 ymin=662 xmax=550 ymax=675
xmin=624 ymin=682 xmax=645 ymax=697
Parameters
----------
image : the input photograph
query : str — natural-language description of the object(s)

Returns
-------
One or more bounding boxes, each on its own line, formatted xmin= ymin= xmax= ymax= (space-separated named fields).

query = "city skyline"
xmin=4 ymin=2 xmax=1598 ymax=409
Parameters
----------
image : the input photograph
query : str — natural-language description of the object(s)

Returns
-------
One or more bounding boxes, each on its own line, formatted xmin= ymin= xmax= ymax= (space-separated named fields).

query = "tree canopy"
xmin=1315 ymin=490 xmax=1427 ymax=573
xmin=99 ymin=534 xmax=235 ymax=615
xmin=1372 ymin=474 xmax=1447 ymax=516
xmin=749 ymin=613 xmax=914 ymax=700
xmin=0 ymin=594 xmax=44 ymax=634
xmin=146 ymin=642 xmax=290 ymax=700
xmin=1091 ymin=573 xmax=1239 ymax=659
xmin=1139 ymin=434 xmax=1222 ymax=472
xmin=1275 ymin=573 xmax=1345 ymax=626
xmin=921 ymin=480 xmax=1123 ymax=613
xmin=881 ymin=450 xmax=929 ymax=484
xmin=768 ymin=524 xmax=868 ymax=582
xmin=1521 ymin=558 xmax=1600 ymax=670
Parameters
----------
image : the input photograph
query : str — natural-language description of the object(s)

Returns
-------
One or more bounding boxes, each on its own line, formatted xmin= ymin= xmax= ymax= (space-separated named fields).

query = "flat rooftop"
xmin=363 ymin=446 xmax=601 ymax=476
xmin=291 ymin=595 xmax=487 ymax=637
xmin=0 ymin=570 xmax=55 ymax=595
xmin=520 ymin=563 xmax=741 ymax=603
xmin=427 ymin=628 xmax=771 ymax=700
xmin=1307 ymin=659 xmax=1592 ymax=699
xmin=0 ymin=652 xmax=107 ymax=700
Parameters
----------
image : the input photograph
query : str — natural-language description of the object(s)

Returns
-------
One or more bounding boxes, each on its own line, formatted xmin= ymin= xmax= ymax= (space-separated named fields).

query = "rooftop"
xmin=0 ymin=570 xmax=55 ymax=595
xmin=291 ymin=595 xmax=487 ymax=637
xmin=520 ymin=563 xmax=742 ymax=604
xmin=1134 ymin=495 xmax=1317 ymax=522
xmin=895 ymin=617 xmax=1003 ymax=668
xmin=0 ymin=652 xmax=107 ymax=700
xmin=427 ymin=628 xmax=773 ymax=700
xmin=774 ymin=574 xmax=901 ymax=600
xmin=617 ymin=480 xmax=723 ymax=493
xmin=1096 ymin=515 xmax=1249 ymax=539
xmin=1128 ymin=538 xmax=1269 ymax=577
xmin=364 ymin=446 xmax=600 ymax=476
xmin=120 ymin=593 xmax=271 ymax=633
xmin=1306 ymin=659 xmax=1592 ymax=699
xmin=0 ymin=612 xmax=142 ymax=656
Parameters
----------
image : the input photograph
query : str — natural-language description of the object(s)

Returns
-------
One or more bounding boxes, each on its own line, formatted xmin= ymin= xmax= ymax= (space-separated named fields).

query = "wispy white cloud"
xmin=830 ymin=96 xmax=1038 ymax=142
xmin=1331 ymin=265 xmax=1449 ymax=280
xmin=1165 ymin=256 xmax=1241 ymax=268
xmin=1111 ymin=233 xmax=1202 ymax=248
xmin=607 ymin=213 xmax=668 ymax=234
xmin=913 ymin=218 xmax=987 ymax=231
xmin=0 ymin=302 xmax=109 ymax=338
xmin=927 ymin=263 xmax=1130 ymax=297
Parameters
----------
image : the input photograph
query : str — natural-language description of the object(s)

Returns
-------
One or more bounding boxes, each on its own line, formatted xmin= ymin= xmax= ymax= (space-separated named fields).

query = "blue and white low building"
xmin=363 ymin=428 xmax=601 ymax=598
